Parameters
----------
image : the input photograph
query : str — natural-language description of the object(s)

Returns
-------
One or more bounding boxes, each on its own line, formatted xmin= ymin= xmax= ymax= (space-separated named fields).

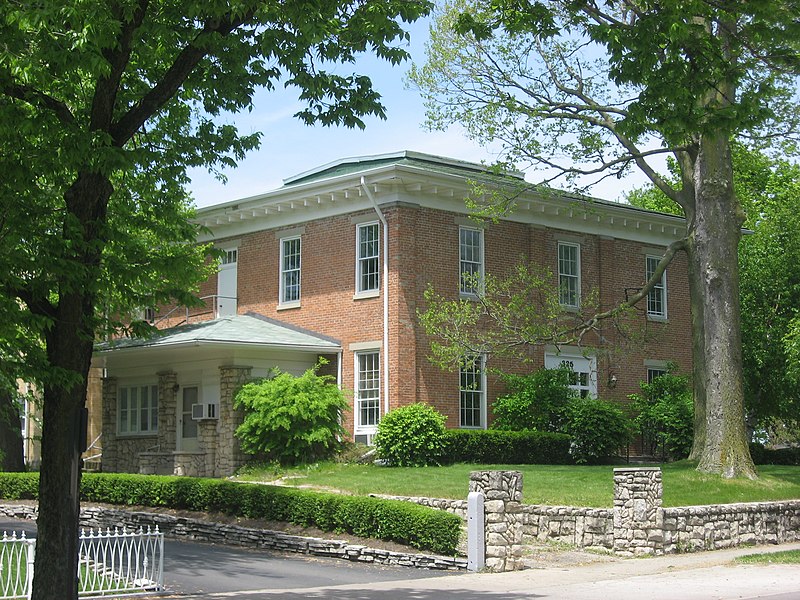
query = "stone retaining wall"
xmin=0 ymin=503 xmax=467 ymax=571
xmin=380 ymin=468 xmax=800 ymax=562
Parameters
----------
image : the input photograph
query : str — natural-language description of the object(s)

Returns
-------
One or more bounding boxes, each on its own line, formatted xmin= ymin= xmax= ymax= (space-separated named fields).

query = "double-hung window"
xmin=459 ymin=227 xmax=483 ymax=296
xmin=459 ymin=355 xmax=485 ymax=428
xmin=646 ymin=255 xmax=667 ymax=319
xmin=647 ymin=367 xmax=668 ymax=384
xmin=118 ymin=384 xmax=159 ymax=435
xmin=280 ymin=237 xmax=301 ymax=305
xmin=558 ymin=242 xmax=580 ymax=308
xmin=356 ymin=351 xmax=380 ymax=429
xmin=356 ymin=223 xmax=380 ymax=294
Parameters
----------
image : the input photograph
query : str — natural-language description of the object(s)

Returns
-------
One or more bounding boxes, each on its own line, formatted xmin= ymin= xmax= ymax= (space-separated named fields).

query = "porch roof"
xmin=95 ymin=313 xmax=341 ymax=355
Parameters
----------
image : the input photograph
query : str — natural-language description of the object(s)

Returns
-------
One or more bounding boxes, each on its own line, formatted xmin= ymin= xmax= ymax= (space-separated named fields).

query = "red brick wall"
xmin=204 ymin=203 xmax=692 ymax=437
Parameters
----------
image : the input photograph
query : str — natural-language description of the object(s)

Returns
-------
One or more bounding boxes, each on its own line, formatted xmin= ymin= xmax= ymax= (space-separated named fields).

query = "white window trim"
xmin=279 ymin=236 xmax=301 ymax=308
xmin=645 ymin=255 xmax=668 ymax=320
xmin=544 ymin=348 xmax=597 ymax=398
xmin=117 ymin=382 xmax=159 ymax=436
xmin=459 ymin=226 xmax=484 ymax=298
xmin=558 ymin=241 xmax=581 ymax=309
xmin=354 ymin=350 xmax=381 ymax=433
xmin=459 ymin=355 xmax=487 ymax=429
xmin=355 ymin=221 xmax=380 ymax=296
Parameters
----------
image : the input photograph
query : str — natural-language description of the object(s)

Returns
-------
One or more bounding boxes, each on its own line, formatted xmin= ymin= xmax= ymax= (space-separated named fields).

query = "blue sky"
xmin=186 ymin=17 xmax=643 ymax=209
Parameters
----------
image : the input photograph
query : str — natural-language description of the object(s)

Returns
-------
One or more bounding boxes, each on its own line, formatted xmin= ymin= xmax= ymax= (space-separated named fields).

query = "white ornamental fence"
xmin=1 ymin=527 xmax=164 ymax=599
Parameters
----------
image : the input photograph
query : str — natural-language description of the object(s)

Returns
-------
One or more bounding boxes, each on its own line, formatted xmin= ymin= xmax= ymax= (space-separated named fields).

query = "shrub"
xmin=565 ymin=397 xmax=633 ymax=464
xmin=443 ymin=429 xmax=572 ymax=464
xmin=629 ymin=372 xmax=694 ymax=460
xmin=234 ymin=360 xmax=349 ymax=466
xmin=750 ymin=443 xmax=800 ymax=465
xmin=374 ymin=403 xmax=448 ymax=466
xmin=492 ymin=367 xmax=575 ymax=432
xmin=0 ymin=472 xmax=461 ymax=554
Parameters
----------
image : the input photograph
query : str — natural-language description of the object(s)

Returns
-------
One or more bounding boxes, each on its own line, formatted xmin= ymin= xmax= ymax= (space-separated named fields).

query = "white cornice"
xmin=195 ymin=156 xmax=686 ymax=246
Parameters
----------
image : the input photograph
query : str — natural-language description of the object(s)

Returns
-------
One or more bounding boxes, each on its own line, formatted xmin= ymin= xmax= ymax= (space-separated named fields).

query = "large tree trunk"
xmin=688 ymin=133 xmax=756 ymax=478
xmin=31 ymin=172 xmax=111 ymax=600
xmin=687 ymin=257 xmax=707 ymax=460
xmin=0 ymin=388 xmax=25 ymax=472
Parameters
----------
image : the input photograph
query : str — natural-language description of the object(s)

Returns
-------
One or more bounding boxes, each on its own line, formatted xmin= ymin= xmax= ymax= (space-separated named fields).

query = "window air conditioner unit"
xmin=191 ymin=403 xmax=218 ymax=420
xmin=354 ymin=433 xmax=375 ymax=446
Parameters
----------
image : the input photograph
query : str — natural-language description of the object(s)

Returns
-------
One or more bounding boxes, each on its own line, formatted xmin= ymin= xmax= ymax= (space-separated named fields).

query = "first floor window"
xmin=118 ymin=384 xmax=159 ymax=434
xmin=459 ymin=355 xmax=485 ymax=428
xmin=280 ymin=237 xmax=301 ymax=304
xmin=647 ymin=367 xmax=668 ymax=384
xmin=356 ymin=352 xmax=380 ymax=428
xmin=646 ymin=255 xmax=667 ymax=318
xmin=544 ymin=351 xmax=596 ymax=398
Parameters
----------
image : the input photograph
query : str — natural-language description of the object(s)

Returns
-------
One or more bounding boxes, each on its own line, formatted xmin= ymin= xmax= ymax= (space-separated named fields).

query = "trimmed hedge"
xmin=750 ymin=443 xmax=800 ymax=466
xmin=0 ymin=473 xmax=461 ymax=555
xmin=443 ymin=429 xmax=572 ymax=464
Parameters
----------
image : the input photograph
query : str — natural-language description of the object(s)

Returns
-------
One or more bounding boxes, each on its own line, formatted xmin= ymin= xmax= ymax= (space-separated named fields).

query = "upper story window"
xmin=646 ymin=255 xmax=667 ymax=319
xmin=459 ymin=227 xmax=483 ymax=296
xmin=356 ymin=223 xmax=380 ymax=294
xmin=459 ymin=355 xmax=486 ymax=428
xmin=280 ymin=236 xmax=301 ymax=305
xmin=221 ymin=248 xmax=238 ymax=265
xmin=558 ymin=242 xmax=580 ymax=308
xmin=118 ymin=383 xmax=158 ymax=435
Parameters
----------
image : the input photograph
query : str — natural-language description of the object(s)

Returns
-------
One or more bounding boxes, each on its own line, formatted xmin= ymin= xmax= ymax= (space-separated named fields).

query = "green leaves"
xmin=374 ymin=403 xmax=448 ymax=466
xmin=234 ymin=362 xmax=349 ymax=466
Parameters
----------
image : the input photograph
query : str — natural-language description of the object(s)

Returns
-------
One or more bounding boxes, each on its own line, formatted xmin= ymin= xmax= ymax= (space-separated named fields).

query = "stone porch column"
xmin=216 ymin=365 xmax=252 ymax=476
xmin=100 ymin=376 xmax=118 ymax=471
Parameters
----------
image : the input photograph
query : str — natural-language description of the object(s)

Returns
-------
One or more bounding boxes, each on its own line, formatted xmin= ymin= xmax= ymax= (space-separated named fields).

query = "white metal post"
xmin=467 ymin=490 xmax=485 ymax=572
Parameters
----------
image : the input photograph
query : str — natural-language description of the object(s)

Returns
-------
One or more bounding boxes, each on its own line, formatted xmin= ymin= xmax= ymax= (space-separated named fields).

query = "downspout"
xmin=360 ymin=176 xmax=390 ymax=419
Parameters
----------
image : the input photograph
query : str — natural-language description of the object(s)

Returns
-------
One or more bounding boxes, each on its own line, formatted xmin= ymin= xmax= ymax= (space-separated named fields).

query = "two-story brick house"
xmin=93 ymin=151 xmax=692 ymax=477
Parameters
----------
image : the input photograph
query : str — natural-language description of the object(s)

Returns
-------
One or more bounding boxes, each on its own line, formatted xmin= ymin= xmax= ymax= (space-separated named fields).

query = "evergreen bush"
xmin=565 ymin=397 xmax=633 ymax=464
xmin=374 ymin=403 xmax=448 ymax=466
xmin=443 ymin=429 xmax=572 ymax=464
xmin=0 ymin=472 xmax=461 ymax=555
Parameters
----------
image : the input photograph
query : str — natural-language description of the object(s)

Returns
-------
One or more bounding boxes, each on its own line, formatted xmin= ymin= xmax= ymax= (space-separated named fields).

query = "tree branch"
xmin=111 ymin=9 xmax=254 ymax=146
xmin=0 ymin=77 xmax=76 ymax=125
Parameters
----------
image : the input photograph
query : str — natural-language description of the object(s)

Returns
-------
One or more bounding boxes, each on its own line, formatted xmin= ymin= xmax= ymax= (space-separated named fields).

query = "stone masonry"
xmin=613 ymin=467 xmax=664 ymax=556
xmin=469 ymin=470 xmax=525 ymax=571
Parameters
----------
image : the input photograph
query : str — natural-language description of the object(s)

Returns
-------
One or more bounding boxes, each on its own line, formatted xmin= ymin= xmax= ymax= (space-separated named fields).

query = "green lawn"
xmin=236 ymin=461 xmax=800 ymax=508
xmin=735 ymin=550 xmax=800 ymax=564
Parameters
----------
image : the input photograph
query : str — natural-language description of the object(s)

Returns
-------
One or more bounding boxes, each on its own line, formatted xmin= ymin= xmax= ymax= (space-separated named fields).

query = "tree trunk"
xmin=0 ymin=388 xmax=25 ymax=472
xmin=31 ymin=171 xmax=111 ymax=600
xmin=688 ymin=133 xmax=756 ymax=478
xmin=687 ymin=257 xmax=707 ymax=460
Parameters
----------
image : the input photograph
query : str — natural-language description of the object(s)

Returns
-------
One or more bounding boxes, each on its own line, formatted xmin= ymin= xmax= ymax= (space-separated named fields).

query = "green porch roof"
xmin=95 ymin=313 xmax=341 ymax=354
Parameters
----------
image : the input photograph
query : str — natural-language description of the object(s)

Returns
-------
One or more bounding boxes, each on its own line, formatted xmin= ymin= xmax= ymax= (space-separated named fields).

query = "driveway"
xmin=0 ymin=516 xmax=454 ymax=596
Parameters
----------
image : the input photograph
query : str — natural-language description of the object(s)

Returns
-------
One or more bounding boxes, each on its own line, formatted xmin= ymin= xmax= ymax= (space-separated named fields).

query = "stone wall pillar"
xmin=101 ymin=376 xmax=118 ymax=471
xmin=216 ymin=365 xmax=252 ymax=476
xmin=197 ymin=419 xmax=218 ymax=477
xmin=157 ymin=371 xmax=178 ymax=453
xmin=469 ymin=470 xmax=525 ymax=571
xmin=613 ymin=467 xmax=664 ymax=556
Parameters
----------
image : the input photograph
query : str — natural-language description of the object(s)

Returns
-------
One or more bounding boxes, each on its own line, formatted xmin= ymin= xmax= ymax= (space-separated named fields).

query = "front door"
xmin=179 ymin=386 xmax=199 ymax=451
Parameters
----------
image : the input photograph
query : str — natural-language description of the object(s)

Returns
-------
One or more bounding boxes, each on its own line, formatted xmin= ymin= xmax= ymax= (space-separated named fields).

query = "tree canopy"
xmin=0 ymin=1 xmax=430 ymax=597
xmin=410 ymin=0 xmax=800 ymax=478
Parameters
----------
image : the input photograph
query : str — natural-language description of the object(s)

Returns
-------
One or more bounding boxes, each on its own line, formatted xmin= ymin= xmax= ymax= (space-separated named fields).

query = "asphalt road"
xmin=0 ymin=516 xmax=453 ymax=596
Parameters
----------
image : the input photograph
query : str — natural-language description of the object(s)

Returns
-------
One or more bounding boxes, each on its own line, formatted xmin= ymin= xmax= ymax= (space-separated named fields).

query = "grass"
xmin=735 ymin=550 xmax=800 ymax=564
xmin=235 ymin=461 xmax=800 ymax=508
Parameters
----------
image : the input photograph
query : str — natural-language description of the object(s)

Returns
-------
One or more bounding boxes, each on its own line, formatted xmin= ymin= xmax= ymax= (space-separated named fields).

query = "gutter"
xmin=360 ymin=176 xmax=390 ymax=419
